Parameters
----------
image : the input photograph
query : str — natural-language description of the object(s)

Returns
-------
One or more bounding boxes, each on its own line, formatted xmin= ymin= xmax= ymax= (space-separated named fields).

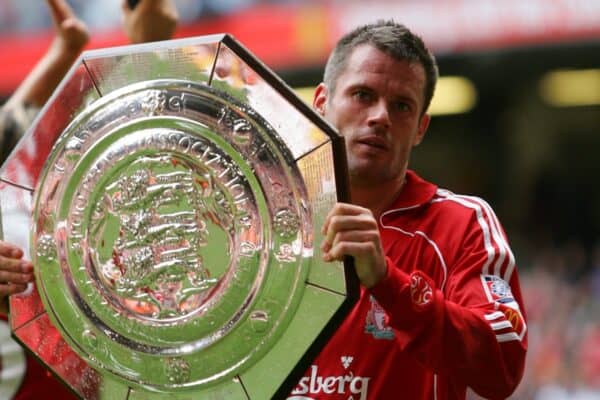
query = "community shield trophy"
xmin=0 ymin=35 xmax=358 ymax=399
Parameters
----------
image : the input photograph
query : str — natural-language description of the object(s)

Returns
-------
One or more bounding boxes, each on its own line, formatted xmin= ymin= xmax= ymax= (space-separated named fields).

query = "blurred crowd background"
xmin=1 ymin=0 xmax=599 ymax=399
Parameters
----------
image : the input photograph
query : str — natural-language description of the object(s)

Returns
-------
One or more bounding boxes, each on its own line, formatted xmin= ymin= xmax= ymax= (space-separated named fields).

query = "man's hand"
xmin=47 ymin=0 xmax=89 ymax=55
xmin=121 ymin=0 xmax=178 ymax=44
xmin=321 ymin=203 xmax=387 ymax=288
xmin=0 ymin=241 xmax=34 ymax=313
xmin=5 ymin=0 xmax=88 ymax=109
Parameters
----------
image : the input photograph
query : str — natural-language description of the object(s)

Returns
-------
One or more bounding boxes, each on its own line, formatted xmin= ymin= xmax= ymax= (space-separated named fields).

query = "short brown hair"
xmin=323 ymin=20 xmax=438 ymax=114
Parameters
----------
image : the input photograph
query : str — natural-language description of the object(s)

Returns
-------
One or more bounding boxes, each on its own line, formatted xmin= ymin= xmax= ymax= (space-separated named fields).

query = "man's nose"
xmin=367 ymin=100 xmax=390 ymax=128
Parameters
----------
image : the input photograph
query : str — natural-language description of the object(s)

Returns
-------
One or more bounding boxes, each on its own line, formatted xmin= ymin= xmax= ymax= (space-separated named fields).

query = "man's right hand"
xmin=121 ymin=0 xmax=178 ymax=44
xmin=0 ymin=241 xmax=34 ymax=309
xmin=46 ymin=0 xmax=90 ymax=56
xmin=320 ymin=203 xmax=388 ymax=289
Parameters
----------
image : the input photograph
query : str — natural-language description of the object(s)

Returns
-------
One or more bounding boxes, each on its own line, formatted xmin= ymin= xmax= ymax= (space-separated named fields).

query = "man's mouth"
xmin=356 ymin=136 xmax=387 ymax=150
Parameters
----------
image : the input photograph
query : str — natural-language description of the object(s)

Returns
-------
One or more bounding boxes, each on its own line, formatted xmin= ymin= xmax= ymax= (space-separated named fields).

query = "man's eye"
xmin=394 ymin=102 xmax=410 ymax=111
xmin=352 ymin=90 xmax=372 ymax=101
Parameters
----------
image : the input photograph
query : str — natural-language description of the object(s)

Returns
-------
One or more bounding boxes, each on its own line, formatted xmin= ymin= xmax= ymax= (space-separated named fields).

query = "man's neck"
xmin=350 ymin=174 xmax=406 ymax=219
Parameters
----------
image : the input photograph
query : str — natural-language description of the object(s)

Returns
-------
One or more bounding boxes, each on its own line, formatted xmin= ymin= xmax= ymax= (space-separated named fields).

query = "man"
xmin=0 ymin=17 xmax=526 ymax=400
xmin=288 ymin=21 xmax=527 ymax=399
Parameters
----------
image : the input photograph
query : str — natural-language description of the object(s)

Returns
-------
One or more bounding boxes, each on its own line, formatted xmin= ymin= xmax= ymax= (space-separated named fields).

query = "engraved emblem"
xmin=232 ymin=118 xmax=253 ymax=145
xmin=218 ymin=108 xmax=254 ymax=146
xmin=89 ymin=156 xmax=231 ymax=319
xmin=165 ymin=357 xmax=191 ymax=384
xmin=273 ymin=208 xmax=300 ymax=238
xmin=167 ymin=95 xmax=183 ymax=112
xmin=36 ymin=234 xmax=56 ymax=261
xmin=141 ymin=90 xmax=167 ymax=115
xmin=274 ymin=243 xmax=296 ymax=263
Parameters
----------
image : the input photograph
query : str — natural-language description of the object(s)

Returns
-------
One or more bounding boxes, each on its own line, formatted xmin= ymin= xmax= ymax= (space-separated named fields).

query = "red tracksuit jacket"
xmin=289 ymin=170 xmax=527 ymax=400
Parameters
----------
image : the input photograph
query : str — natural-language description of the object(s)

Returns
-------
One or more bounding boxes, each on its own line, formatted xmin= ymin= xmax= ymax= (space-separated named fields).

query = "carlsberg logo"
xmin=289 ymin=365 xmax=370 ymax=400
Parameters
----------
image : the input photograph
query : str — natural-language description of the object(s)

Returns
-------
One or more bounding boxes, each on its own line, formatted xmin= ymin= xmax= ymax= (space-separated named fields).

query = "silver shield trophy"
xmin=0 ymin=35 xmax=358 ymax=398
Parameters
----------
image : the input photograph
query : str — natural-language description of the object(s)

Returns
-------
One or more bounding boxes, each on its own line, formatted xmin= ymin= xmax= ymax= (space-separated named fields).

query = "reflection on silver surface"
xmin=83 ymin=141 xmax=242 ymax=322
xmin=4 ymin=34 xmax=354 ymax=399
xmin=31 ymin=79 xmax=312 ymax=389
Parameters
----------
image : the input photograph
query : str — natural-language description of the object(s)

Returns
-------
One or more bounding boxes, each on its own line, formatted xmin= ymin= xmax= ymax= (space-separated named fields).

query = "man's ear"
xmin=313 ymin=83 xmax=328 ymax=116
xmin=413 ymin=113 xmax=430 ymax=147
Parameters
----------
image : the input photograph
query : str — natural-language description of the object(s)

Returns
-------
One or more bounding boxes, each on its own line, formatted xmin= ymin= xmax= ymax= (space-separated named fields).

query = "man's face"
xmin=314 ymin=44 xmax=430 ymax=187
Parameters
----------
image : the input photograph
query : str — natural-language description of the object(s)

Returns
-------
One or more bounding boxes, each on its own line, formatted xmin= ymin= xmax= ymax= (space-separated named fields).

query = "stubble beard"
xmin=347 ymin=149 xmax=408 ymax=193
xmin=348 ymin=158 xmax=392 ymax=189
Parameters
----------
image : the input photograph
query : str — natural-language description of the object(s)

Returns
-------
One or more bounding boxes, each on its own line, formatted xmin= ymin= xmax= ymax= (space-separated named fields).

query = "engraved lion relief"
xmin=89 ymin=155 xmax=236 ymax=319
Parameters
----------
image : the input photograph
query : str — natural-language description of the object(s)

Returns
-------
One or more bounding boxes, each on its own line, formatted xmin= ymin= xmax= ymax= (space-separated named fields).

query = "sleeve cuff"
xmin=368 ymin=257 xmax=438 ymax=329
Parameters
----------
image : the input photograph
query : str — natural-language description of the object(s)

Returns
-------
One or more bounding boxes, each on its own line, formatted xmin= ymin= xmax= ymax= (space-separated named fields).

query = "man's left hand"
xmin=321 ymin=203 xmax=387 ymax=288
